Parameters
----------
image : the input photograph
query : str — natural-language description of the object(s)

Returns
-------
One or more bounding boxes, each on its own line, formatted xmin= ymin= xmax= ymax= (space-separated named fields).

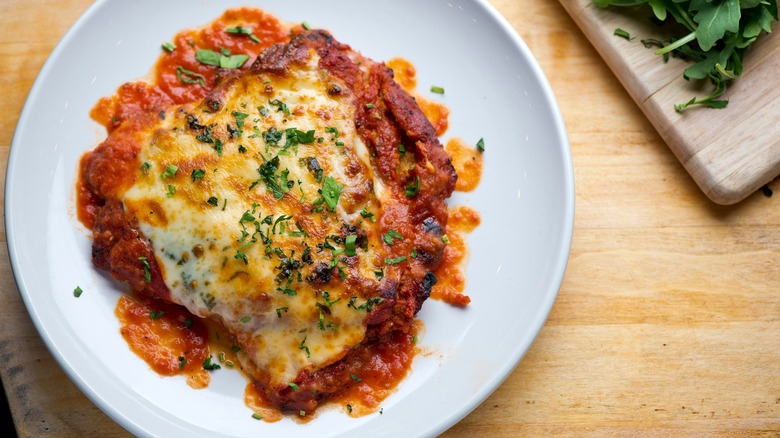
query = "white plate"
xmin=6 ymin=0 xmax=573 ymax=436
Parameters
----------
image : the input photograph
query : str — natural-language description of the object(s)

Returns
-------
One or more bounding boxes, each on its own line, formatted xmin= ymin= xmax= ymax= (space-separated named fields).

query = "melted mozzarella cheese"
xmin=120 ymin=50 xmax=388 ymax=385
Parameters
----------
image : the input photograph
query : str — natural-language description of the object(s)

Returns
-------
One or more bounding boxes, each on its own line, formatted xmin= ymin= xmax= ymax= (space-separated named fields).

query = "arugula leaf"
xmin=596 ymin=0 xmax=778 ymax=110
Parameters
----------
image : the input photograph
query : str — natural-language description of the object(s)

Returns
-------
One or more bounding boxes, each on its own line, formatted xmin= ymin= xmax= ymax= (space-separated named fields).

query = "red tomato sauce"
xmin=115 ymin=294 xmax=211 ymax=389
xmin=432 ymin=206 xmax=481 ymax=306
xmin=90 ymin=7 xmax=290 ymax=132
xmin=82 ymin=6 xmax=480 ymax=418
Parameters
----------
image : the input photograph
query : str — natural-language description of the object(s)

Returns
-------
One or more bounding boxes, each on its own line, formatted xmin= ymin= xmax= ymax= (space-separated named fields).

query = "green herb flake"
xmin=430 ymin=85 xmax=445 ymax=94
xmin=385 ymin=256 xmax=407 ymax=265
xmin=383 ymin=229 xmax=404 ymax=246
xmin=176 ymin=66 xmax=205 ymax=87
xmin=162 ymin=41 xmax=176 ymax=52
xmin=139 ymin=257 xmax=151 ymax=282
xmin=322 ymin=176 xmax=344 ymax=210
xmin=405 ymin=176 xmax=420 ymax=197
xmin=150 ymin=310 xmax=165 ymax=319
xmin=160 ymin=164 xmax=178 ymax=179
xmin=178 ymin=356 xmax=187 ymax=370
xmin=350 ymin=374 xmax=362 ymax=382
xmin=289 ymin=382 xmax=300 ymax=391
xmin=613 ymin=28 xmax=634 ymax=40
xmin=166 ymin=184 xmax=176 ymax=198
xmin=240 ymin=316 xmax=251 ymax=323
xmin=251 ymin=413 xmax=263 ymax=420
xmin=345 ymin=234 xmax=358 ymax=256
xmin=202 ymin=356 xmax=222 ymax=371
xmin=476 ymin=138 xmax=485 ymax=152
xmin=73 ymin=286 xmax=83 ymax=298
xmin=191 ymin=169 xmax=206 ymax=181
xmin=302 ymin=21 xmax=312 ymax=30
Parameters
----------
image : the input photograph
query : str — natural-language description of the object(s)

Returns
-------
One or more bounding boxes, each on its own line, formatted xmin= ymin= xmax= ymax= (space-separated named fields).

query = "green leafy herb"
xmin=202 ymin=356 xmax=221 ymax=370
xmin=383 ymin=229 xmax=403 ymax=246
xmin=476 ymin=137 xmax=485 ymax=152
xmin=430 ymin=85 xmax=445 ymax=94
xmin=251 ymin=413 xmax=263 ymax=420
xmin=166 ymin=184 xmax=176 ymax=198
xmin=614 ymin=28 xmax=634 ymax=40
xmin=73 ymin=286 xmax=83 ymax=297
xmin=160 ymin=164 xmax=178 ymax=179
xmin=405 ymin=176 xmax=420 ymax=197
xmin=178 ymin=356 xmax=187 ymax=370
xmin=162 ymin=41 xmax=176 ymax=52
xmin=191 ymin=169 xmax=206 ymax=181
xmin=345 ymin=234 xmax=357 ymax=256
xmin=596 ymin=0 xmax=778 ymax=110
xmin=322 ymin=176 xmax=343 ymax=210
xmin=289 ymin=382 xmax=300 ymax=391
xmin=195 ymin=48 xmax=250 ymax=69
xmin=139 ymin=257 xmax=151 ymax=282
xmin=385 ymin=256 xmax=407 ymax=265
xmin=226 ymin=26 xmax=261 ymax=43
xmin=240 ymin=316 xmax=251 ymax=323
xmin=350 ymin=374 xmax=362 ymax=382
xmin=302 ymin=21 xmax=312 ymax=30
xmin=176 ymin=66 xmax=205 ymax=87
xmin=150 ymin=310 xmax=165 ymax=319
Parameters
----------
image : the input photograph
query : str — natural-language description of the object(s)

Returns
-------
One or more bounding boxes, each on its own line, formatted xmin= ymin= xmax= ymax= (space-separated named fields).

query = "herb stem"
xmin=654 ymin=30 xmax=696 ymax=55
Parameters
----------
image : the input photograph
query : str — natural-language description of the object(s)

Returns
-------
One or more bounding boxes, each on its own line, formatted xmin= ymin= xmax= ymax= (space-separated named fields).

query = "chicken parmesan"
xmin=78 ymin=22 xmax=458 ymax=414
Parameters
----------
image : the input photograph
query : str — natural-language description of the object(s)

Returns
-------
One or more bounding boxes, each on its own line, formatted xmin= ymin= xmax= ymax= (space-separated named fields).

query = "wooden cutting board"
xmin=558 ymin=0 xmax=780 ymax=204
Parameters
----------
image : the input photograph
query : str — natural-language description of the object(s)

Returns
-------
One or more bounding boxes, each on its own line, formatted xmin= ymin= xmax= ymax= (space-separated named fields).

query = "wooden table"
xmin=2 ymin=0 xmax=779 ymax=436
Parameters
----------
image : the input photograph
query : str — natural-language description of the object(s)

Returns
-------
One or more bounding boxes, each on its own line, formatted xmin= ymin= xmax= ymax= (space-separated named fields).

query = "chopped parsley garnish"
xmin=240 ymin=316 xmax=251 ymax=323
xmin=225 ymin=26 xmax=261 ymax=44
xmin=385 ymin=256 xmax=407 ymax=265
xmin=202 ymin=356 xmax=221 ymax=370
xmin=350 ymin=374 xmax=362 ymax=382
xmin=73 ymin=286 xmax=83 ymax=297
xmin=166 ymin=184 xmax=176 ymax=198
xmin=289 ymin=382 xmax=300 ymax=391
xmin=191 ymin=169 xmax=206 ymax=181
xmin=322 ymin=176 xmax=343 ymax=210
xmin=476 ymin=137 xmax=485 ymax=152
xmin=345 ymin=235 xmax=357 ymax=256
xmin=195 ymin=48 xmax=249 ymax=69
xmin=150 ymin=310 xmax=165 ymax=319
xmin=276 ymin=307 xmax=289 ymax=318
xmin=138 ymin=257 xmax=151 ymax=282
xmin=360 ymin=207 xmax=376 ymax=222
xmin=207 ymin=196 xmax=219 ymax=206
xmin=398 ymin=144 xmax=406 ymax=156
xmin=302 ymin=21 xmax=312 ymax=30
xmin=251 ymin=413 xmax=263 ymax=420
xmin=299 ymin=336 xmax=311 ymax=358
xmin=175 ymin=66 xmax=205 ymax=87
xmin=405 ymin=176 xmax=420 ymax=197
xmin=178 ymin=356 xmax=187 ymax=370
xmin=442 ymin=234 xmax=450 ymax=244
xmin=184 ymin=318 xmax=193 ymax=329
xmin=430 ymin=85 xmax=445 ymax=94
xmin=382 ymin=229 xmax=403 ymax=246
xmin=269 ymin=99 xmax=290 ymax=115
xmin=347 ymin=404 xmax=353 ymax=413
xmin=160 ymin=164 xmax=178 ymax=179
xmin=141 ymin=162 xmax=152 ymax=173
xmin=162 ymin=41 xmax=176 ymax=52
xmin=238 ymin=144 xmax=247 ymax=154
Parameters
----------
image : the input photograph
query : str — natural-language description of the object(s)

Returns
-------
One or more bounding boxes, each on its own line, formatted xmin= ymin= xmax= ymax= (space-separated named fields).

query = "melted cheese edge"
xmin=121 ymin=51 xmax=388 ymax=386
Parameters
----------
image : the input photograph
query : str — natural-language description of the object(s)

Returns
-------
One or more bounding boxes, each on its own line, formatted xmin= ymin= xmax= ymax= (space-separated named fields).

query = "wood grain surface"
xmin=2 ymin=0 xmax=780 ymax=437
xmin=558 ymin=0 xmax=780 ymax=205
